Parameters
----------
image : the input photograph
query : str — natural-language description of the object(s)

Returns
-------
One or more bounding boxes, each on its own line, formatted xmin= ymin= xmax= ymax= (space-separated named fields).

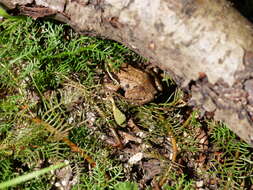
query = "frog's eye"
xmin=124 ymin=84 xmax=130 ymax=89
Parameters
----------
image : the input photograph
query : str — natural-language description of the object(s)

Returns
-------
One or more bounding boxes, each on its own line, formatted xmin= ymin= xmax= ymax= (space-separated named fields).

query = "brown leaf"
xmin=127 ymin=119 xmax=142 ymax=133
xmin=118 ymin=130 xmax=142 ymax=144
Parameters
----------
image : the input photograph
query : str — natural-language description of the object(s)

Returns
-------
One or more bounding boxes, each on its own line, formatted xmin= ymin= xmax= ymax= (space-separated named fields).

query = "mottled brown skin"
xmin=107 ymin=63 xmax=158 ymax=105
xmin=117 ymin=64 xmax=158 ymax=105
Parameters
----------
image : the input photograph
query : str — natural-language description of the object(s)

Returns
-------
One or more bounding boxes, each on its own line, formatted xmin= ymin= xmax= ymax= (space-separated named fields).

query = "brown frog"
xmin=105 ymin=63 xmax=161 ymax=105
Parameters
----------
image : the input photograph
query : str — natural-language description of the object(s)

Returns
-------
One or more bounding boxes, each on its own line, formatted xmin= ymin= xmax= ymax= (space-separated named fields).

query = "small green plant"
xmin=0 ymin=162 xmax=66 ymax=189
xmin=207 ymin=122 xmax=253 ymax=189
xmin=162 ymin=173 xmax=194 ymax=190
xmin=114 ymin=181 xmax=139 ymax=190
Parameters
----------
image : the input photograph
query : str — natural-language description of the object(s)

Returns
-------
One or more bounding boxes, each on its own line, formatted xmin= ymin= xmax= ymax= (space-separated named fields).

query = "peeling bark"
xmin=1 ymin=0 xmax=253 ymax=146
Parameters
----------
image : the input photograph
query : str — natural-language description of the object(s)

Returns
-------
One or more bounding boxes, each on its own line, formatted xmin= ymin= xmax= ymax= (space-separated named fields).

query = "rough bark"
xmin=1 ymin=0 xmax=253 ymax=146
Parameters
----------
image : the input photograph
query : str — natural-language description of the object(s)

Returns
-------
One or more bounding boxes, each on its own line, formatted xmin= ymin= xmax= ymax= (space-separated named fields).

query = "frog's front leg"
xmin=104 ymin=83 xmax=121 ymax=92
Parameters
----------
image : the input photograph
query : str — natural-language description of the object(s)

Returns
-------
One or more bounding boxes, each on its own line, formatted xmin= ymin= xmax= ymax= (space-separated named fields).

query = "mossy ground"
xmin=0 ymin=16 xmax=252 ymax=190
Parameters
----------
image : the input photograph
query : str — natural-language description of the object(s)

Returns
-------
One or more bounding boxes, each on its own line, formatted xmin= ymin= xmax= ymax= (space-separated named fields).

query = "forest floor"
xmin=0 ymin=16 xmax=252 ymax=190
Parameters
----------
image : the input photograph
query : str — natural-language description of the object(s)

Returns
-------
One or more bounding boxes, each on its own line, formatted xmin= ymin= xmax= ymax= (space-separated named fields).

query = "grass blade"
xmin=0 ymin=162 xmax=66 ymax=189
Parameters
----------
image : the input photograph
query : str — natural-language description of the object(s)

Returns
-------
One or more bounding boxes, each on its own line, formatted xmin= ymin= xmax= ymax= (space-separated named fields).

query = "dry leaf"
xmin=110 ymin=97 xmax=126 ymax=125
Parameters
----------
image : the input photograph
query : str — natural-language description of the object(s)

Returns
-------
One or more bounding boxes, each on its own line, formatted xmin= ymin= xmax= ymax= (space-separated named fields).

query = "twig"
xmin=165 ymin=121 xmax=178 ymax=162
